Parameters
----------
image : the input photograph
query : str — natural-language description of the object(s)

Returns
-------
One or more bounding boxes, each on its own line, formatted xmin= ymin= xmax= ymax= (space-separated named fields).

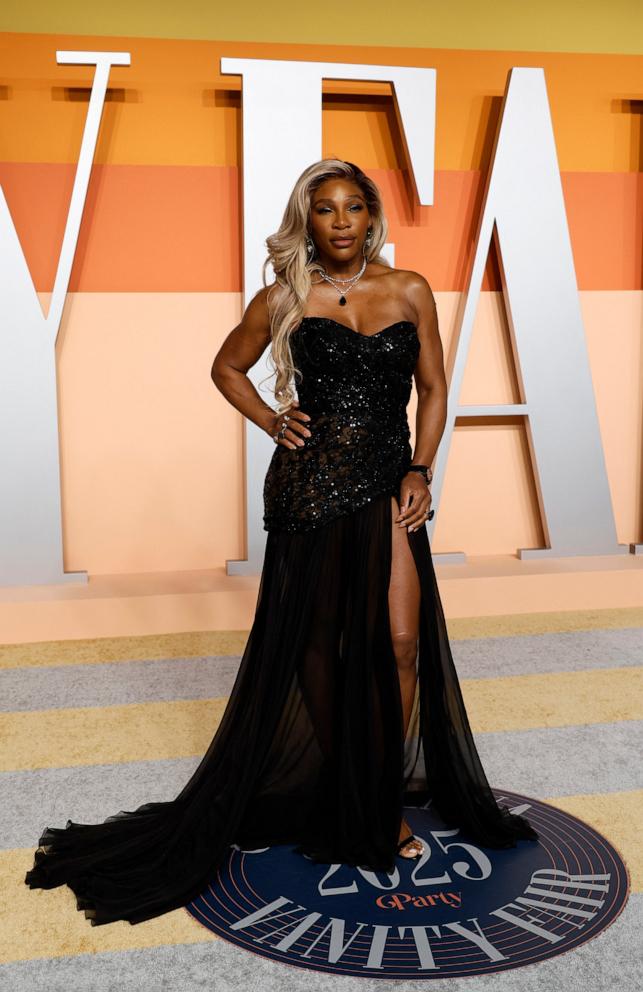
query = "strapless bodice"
xmin=263 ymin=316 xmax=420 ymax=533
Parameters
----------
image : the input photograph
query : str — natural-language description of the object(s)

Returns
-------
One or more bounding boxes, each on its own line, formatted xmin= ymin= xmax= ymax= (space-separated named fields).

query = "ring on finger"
xmin=409 ymin=509 xmax=433 ymax=531
xmin=273 ymin=419 xmax=289 ymax=443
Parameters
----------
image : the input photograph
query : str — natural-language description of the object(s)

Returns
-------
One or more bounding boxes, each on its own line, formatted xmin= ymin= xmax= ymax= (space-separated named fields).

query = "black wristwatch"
xmin=408 ymin=464 xmax=433 ymax=485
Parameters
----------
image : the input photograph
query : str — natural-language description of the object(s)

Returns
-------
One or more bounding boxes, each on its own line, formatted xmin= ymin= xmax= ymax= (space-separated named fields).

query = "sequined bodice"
xmin=263 ymin=316 xmax=420 ymax=533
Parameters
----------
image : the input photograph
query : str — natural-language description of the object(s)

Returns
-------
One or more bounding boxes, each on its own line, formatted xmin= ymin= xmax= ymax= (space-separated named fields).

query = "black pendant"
xmin=339 ymin=296 xmax=346 ymax=306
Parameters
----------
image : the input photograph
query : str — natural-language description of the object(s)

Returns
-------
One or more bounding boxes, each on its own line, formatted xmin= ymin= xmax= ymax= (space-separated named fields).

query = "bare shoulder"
xmin=369 ymin=264 xmax=436 ymax=320
xmin=246 ymin=282 xmax=276 ymax=318
xmin=395 ymin=268 xmax=437 ymax=321
xmin=240 ymin=281 xmax=284 ymax=339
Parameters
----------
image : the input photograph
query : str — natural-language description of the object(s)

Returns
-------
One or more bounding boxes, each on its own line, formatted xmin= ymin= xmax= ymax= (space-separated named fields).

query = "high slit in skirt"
xmin=24 ymin=490 xmax=538 ymax=926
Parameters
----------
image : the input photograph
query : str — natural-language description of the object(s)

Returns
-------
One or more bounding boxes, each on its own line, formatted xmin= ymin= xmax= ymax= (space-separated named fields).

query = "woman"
xmin=24 ymin=158 xmax=538 ymax=928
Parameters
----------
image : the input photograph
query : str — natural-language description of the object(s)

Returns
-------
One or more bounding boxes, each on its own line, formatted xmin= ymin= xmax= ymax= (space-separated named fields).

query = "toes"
xmin=399 ymin=838 xmax=424 ymax=858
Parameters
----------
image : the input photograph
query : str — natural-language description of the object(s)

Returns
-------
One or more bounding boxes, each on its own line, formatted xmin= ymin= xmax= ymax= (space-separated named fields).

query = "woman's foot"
xmin=397 ymin=817 xmax=425 ymax=859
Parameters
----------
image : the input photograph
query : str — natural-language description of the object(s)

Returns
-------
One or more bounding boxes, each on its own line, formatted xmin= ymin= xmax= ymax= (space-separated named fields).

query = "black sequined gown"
xmin=24 ymin=315 xmax=538 ymax=926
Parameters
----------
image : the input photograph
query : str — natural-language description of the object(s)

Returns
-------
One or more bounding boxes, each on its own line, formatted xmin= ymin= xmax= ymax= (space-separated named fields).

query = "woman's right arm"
xmin=210 ymin=285 xmax=311 ymax=449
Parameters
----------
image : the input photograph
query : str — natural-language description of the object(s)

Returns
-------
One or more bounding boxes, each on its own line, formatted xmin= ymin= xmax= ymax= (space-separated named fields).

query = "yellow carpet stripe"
xmin=447 ymin=606 xmax=643 ymax=641
xmin=2 ymin=851 xmax=212 ymax=964
xmin=543 ymin=790 xmax=640 ymax=894
xmin=2 ymin=668 xmax=640 ymax=773
xmin=0 ymin=698 xmax=229 ymax=772
xmin=463 ymin=666 xmax=643 ymax=733
xmin=5 ymin=789 xmax=640 ymax=965
xmin=1 ymin=607 xmax=641 ymax=670
xmin=0 ymin=631 xmax=250 ymax=671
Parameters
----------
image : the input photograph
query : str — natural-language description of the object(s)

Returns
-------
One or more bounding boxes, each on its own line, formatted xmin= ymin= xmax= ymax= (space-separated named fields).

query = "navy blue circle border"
xmin=186 ymin=789 xmax=631 ymax=979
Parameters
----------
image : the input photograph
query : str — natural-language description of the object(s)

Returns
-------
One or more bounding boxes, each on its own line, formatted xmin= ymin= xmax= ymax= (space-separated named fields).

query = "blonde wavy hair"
xmin=260 ymin=159 xmax=390 ymax=414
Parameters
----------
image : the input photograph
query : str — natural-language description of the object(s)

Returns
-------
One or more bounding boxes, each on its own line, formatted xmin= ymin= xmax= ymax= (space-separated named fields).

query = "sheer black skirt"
xmin=24 ymin=490 xmax=538 ymax=926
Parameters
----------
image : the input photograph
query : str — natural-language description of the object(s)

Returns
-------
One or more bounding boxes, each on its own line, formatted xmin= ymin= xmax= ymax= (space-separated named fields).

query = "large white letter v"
xmin=0 ymin=50 xmax=130 ymax=587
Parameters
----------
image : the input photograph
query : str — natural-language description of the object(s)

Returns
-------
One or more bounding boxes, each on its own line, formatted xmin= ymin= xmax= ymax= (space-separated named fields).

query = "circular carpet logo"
xmin=186 ymin=789 xmax=630 ymax=978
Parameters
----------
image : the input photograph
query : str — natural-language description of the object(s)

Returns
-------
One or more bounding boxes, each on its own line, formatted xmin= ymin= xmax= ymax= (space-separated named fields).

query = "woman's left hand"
xmin=396 ymin=472 xmax=433 ymax=533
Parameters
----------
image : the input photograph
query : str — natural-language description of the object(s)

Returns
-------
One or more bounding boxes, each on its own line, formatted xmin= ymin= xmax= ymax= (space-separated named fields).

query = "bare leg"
xmin=389 ymin=496 xmax=423 ymax=856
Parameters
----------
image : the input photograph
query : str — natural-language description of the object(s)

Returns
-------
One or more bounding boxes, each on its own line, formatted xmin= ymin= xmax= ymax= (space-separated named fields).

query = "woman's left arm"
xmin=396 ymin=273 xmax=448 ymax=533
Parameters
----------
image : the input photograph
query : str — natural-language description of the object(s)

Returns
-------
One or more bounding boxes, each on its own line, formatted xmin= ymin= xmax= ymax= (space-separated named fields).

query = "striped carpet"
xmin=1 ymin=607 xmax=641 ymax=991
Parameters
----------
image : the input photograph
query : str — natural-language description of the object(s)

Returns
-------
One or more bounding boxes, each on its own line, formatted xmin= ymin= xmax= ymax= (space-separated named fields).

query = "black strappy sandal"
xmin=396 ymin=832 xmax=425 ymax=859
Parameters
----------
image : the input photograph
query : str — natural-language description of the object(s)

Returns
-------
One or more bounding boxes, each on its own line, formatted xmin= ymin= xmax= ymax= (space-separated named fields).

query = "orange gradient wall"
xmin=1 ymin=28 xmax=642 ymax=572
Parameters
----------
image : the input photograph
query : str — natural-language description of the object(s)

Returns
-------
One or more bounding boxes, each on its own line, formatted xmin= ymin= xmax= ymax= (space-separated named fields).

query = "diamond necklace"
xmin=317 ymin=256 xmax=367 ymax=306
